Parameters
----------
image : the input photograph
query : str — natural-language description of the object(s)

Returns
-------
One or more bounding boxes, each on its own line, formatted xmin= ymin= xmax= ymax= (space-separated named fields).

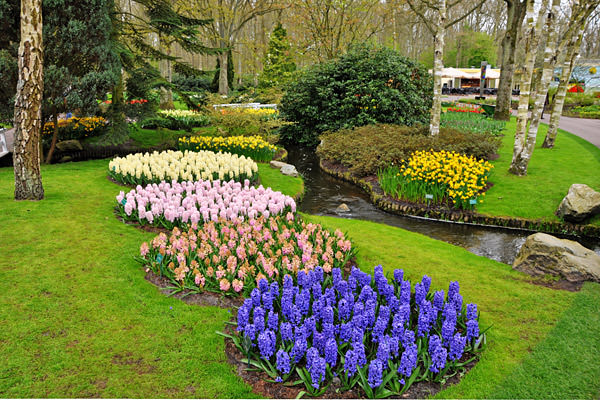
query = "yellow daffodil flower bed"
xmin=377 ymin=150 xmax=493 ymax=210
xmin=108 ymin=150 xmax=258 ymax=186
xmin=178 ymin=135 xmax=277 ymax=162
xmin=42 ymin=116 xmax=107 ymax=140
xmin=218 ymin=108 xmax=278 ymax=117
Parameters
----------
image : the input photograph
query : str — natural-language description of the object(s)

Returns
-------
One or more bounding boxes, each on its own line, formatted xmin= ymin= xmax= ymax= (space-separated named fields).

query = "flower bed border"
xmin=319 ymin=158 xmax=600 ymax=238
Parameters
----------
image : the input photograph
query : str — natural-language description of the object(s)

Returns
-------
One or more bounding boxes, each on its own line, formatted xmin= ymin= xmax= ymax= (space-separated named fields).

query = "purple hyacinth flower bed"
xmin=219 ymin=265 xmax=485 ymax=397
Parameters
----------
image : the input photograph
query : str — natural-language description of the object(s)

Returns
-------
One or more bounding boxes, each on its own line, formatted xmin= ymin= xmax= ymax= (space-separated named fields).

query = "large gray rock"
xmin=513 ymin=233 xmax=600 ymax=283
xmin=56 ymin=139 xmax=83 ymax=152
xmin=556 ymin=184 xmax=600 ymax=222
xmin=280 ymin=164 xmax=299 ymax=177
xmin=270 ymin=160 xmax=287 ymax=169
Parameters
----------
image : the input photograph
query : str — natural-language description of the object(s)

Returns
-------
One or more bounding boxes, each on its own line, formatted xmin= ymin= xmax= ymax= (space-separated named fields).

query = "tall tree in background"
xmin=189 ymin=0 xmax=281 ymax=95
xmin=445 ymin=26 xmax=498 ymax=68
xmin=543 ymin=0 xmax=600 ymax=148
xmin=406 ymin=0 xmax=486 ymax=135
xmin=259 ymin=22 xmax=296 ymax=87
xmin=495 ymin=0 xmax=528 ymax=121
xmin=106 ymin=0 xmax=214 ymax=143
xmin=508 ymin=0 xmax=551 ymax=175
xmin=287 ymin=0 xmax=380 ymax=61
xmin=13 ymin=0 xmax=44 ymax=200
xmin=211 ymin=49 xmax=234 ymax=92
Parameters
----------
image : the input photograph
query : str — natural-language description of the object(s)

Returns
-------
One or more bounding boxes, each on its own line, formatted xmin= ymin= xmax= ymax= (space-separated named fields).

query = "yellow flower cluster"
xmin=238 ymin=108 xmax=277 ymax=116
xmin=180 ymin=135 xmax=275 ymax=152
xmin=42 ymin=116 xmax=107 ymax=136
xmin=218 ymin=108 xmax=277 ymax=116
xmin=158 ymin=109 xmax=204 ymax=118
xmin=401 ymin=150 xmax=493 ymax=204
xmin=109 ymin=150 xmax=258 ymax=185
xmin=179 ymin=135 xmax=277 ymax=162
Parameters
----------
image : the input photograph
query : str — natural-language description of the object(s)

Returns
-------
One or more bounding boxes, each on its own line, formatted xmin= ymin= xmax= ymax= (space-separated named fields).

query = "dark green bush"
xmin=579 ymin=111 xmax=600 ymax=119
xmin=317 ymin=124 xmax=502 ymax=176
xmin=171 ymin=72 xmax=213 ymax=92
xmin=279 ymin=44 xmax=433 ymax=146
xmin=139 ymin=116 xmax=172 ymax=130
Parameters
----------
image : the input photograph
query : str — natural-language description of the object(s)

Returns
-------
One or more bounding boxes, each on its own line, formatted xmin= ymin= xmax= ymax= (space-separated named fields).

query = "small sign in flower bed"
xmin=378 ymin=150 xmax=493 ymax=210
xmin=115 ymin=179 xmax=296 ymax=229
xmin=108 ymin=150 xmax=258 ymax=186
xmin=138 ymin=215 xmax=355 ymax=296
xmin=178 ymin=135 xmax=277 ymax=162
xmin=219 ymin=266 xmax=485 ymax=397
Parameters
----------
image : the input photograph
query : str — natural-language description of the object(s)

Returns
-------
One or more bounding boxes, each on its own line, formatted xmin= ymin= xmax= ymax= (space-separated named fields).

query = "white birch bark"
xmin=516 ymin=0 xmax=560 ymax=168
xmin=509 ymin=0 xmax=549 ymax=176
xmin=429 ymin=0 xmax=446 ymax=136
xmin=542 ymin=27 xmax=585 ymax=148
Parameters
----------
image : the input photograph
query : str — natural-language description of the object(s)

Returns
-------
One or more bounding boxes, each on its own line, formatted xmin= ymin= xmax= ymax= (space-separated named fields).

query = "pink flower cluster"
xmin=139 ymin=215 xmax=354 ymax=296
xmin=116 ymin=179 xmax=296 ymax=228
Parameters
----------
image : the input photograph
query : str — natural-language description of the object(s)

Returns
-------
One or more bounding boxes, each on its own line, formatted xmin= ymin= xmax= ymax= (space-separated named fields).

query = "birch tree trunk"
xmin=13 ymin=0 xmax=44 ymax=200
xmin=429 ymin=0 xmax=446 ymax=136
xmin=508 ymin=0 xmax=549 ymax=176
xmin=516 ymin=0 xmax=559 ymax=167
xmin=495 ymin=0 xmax=527 ymax=121
xmin=542 ymin=29 xmax=584 ymax=148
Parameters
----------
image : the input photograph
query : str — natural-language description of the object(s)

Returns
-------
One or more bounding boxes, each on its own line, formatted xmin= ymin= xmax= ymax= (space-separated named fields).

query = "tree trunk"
xmin=13 ymin=0 xmax=44 ymax=200
xmin=542 ymin=29 xmax=584 ymax=148
xmin=509 ymin=0 xmax=549 ymax=176
xmin=429 ymin=0 xmax=446 ymax=136
xmin=218 ymin=50 xmax=229 ymax=95
xmin=517 ymin=0 xmax=559 ymax=165
xmin=495 ymin=0 xmax=526 ymax=121
xmin=45 ymin=113 xmax=59 ymax=164
xmin=102 ymin=73 xmax=129 ymax=145
xmin=158 ymin=36 xmax=174 ymax=109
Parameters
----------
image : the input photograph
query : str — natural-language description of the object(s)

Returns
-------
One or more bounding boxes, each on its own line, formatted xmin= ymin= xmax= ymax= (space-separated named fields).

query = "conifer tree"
xmin=43 ymin=0 xmax=120 ymax=162
xmin=107 ymin=0 xmax=217 ymax=143
xmin=259 ymin=23 xmax=296 ymax=88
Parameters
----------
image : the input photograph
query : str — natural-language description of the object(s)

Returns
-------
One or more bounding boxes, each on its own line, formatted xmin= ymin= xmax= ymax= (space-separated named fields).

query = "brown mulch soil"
xmin=144 ymin=269 xmax=244 ymax=308
xmin=113 ymin=208 xmax=171 ymax=234
xmin=107 ymin=174 xmax=133 ymax=188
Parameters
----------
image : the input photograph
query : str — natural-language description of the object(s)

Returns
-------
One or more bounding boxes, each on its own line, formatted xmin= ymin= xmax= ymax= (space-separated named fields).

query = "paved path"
xmin=540 ymin=115 xmax=600 ymax=148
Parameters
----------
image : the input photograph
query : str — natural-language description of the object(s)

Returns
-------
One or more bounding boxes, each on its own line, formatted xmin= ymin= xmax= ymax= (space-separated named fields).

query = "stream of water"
xmin=285 ymin=146 xmax=600 ymax=265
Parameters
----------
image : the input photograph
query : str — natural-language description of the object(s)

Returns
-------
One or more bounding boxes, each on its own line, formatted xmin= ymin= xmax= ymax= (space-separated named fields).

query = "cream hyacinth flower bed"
xmin=108 ymin=150 xmax=258 ymax=185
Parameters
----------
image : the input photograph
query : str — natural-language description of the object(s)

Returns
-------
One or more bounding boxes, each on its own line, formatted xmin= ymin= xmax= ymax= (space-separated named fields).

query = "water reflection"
xmin=286 ymin=146 xmax=600 ymax=265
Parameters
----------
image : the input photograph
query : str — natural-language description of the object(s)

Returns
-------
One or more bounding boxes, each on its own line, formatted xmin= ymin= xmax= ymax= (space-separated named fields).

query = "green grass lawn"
xmin=1 ymin=158 xmax=599 ymax=398
xmin=128 ymin=127 xmax=189 ymax=148
xmin=479 ymin=120 xmax=600 ymax=225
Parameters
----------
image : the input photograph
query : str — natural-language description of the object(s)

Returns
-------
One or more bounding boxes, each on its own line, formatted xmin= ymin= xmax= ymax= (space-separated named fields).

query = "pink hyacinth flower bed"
xmin=116 ymin=179 xmax=297 ymax=229
xmin=138 ymin=215 xmax=355 ymax=297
